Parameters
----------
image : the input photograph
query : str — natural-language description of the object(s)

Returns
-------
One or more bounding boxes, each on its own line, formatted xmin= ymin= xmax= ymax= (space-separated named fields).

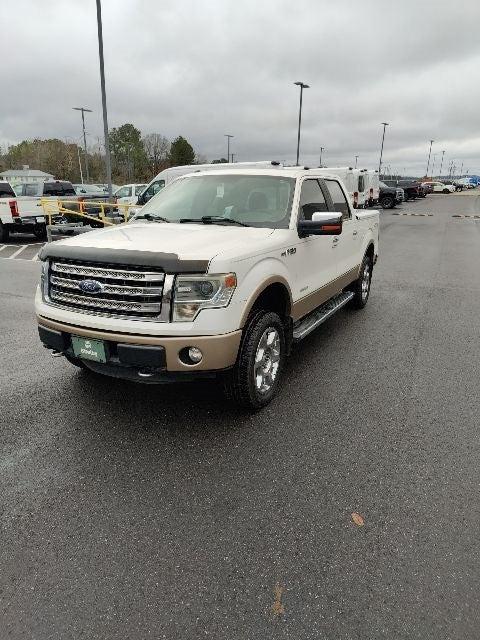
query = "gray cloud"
xmin=2 ymin=0 xmax=479 ymax=175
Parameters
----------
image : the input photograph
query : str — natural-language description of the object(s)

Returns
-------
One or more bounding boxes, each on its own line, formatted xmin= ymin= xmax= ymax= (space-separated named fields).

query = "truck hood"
xmin=40 ymin=222 xmax=275 ymax=268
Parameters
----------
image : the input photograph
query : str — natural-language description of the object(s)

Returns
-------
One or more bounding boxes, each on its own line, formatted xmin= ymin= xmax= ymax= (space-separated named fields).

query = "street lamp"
xmin=439 ymin=150 xmax=445 ymax=178
xmin=354 ymin=155 xmax=359 ymax=168
xmin=319 ymin=146 xmax=324 ymax=167
xmin=431 ymin=153 xmax=437 ymax=178
xmin=95 ymin=0 xmax=113 ymax=197
xmin=426 ymin=139 xmax=434 ymax=177
xmin=225 ymin=135 xmax=234 ymax=163
xmin=294 ymin=81 xmax=309 ymax=165
xmin=73 ymin=107 xmax=92 ymax=182
xmin=378 ymin=122 xmax=389 ymax=174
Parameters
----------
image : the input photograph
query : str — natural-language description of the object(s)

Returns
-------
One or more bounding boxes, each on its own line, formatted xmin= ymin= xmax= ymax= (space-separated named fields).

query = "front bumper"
xmin=37 ymin=315 xmax=242 ymax=378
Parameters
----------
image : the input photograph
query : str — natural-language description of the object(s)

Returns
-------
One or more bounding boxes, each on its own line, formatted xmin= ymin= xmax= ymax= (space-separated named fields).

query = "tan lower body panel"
xmin=37 ymin=315 xmax=242 ymax=372
xmin=291 ymin=266 xmax=359 ymax=321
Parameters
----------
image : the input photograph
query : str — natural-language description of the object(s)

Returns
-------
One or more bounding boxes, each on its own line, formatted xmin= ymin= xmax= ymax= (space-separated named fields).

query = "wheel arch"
xmin=239 ymin=277 xmax=293 ymax=328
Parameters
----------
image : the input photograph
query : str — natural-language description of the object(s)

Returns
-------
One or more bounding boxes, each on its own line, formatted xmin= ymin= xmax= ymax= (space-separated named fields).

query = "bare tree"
xmin=142 ymin=133 xmax=170 ymax=175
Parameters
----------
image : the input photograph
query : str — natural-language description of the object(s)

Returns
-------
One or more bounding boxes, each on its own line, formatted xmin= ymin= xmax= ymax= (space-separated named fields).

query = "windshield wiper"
xmin=134 ymin=213 xmax=170 ymax=223
xmin=179 ymin=216 xmax=249 ymax=227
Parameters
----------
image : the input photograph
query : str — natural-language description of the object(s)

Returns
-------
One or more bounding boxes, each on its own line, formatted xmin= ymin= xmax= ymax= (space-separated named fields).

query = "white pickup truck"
xmin=36 ymin=167 xmax=379 ymax=408
xmin=0 ymin=180 xmax=78 ymax=241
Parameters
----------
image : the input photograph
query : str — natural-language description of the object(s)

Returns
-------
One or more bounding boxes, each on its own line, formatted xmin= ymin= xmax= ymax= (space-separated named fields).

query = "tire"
xmin=350 ymin=253 xmax=373 ymax=309
xmin=380 ymin=196 xmax=394 ymax=209
xmin=0 ymin=221 xmax=9 ymax=243
xmin=33 ymin=223 xmax=47 ymax=240
xmin=443 ymin=189 xmax=450 ymax=194
xmin=222 ymin=310 xmax=286 ymax=410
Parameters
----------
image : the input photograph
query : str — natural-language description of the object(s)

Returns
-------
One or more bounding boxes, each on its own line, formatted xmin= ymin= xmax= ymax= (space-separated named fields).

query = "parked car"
xmin=421 ymin=181 xmax=455 ymax=194
xmin=36 ymin=166 xmax=379 ymax=409
xmin=379 ymin=181 xmax=404 ymax=209
xmin=441 ymin=180 xmax=462 ymax=192
xmin=385 ymin=180 xmax=425 ymax=200
xmin=114 ymin=183 xmax=148 ymax=206
xmin=0 ymin=180 xmax=77 ymax=241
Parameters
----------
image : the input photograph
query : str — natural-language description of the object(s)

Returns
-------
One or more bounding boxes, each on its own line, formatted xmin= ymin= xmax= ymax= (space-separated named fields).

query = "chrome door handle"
xmin=353 ymin=230 xmax=358 ymax=236
xmin=332 ymin=237 xmax=339 ymax=244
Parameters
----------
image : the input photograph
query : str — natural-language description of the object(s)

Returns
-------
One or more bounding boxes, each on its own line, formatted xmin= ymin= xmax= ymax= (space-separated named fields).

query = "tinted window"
xmin=62 ymin=183 xmax=76 ymax=196
xmin=299 ymin=179 xmax=327 ymax=220
xmin=0 ymin=183 xmax=16 ymax=197
xmin=358 ymin=175 xmax=365 ymax=192
xmin=324 ymin=180 xmax=350 ymax=220
xmin=135 ymin=184 xmax=147 ymax=195
xmin=43 ymin=183 xmax=63 ymax=196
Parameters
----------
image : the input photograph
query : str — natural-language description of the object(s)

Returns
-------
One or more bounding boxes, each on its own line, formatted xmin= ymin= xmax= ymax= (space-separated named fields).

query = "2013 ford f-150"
xmin=36 ymin=167 xmax=379 ymax=408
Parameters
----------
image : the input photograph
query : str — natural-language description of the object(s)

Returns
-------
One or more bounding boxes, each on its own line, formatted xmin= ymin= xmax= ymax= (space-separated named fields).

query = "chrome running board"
xmin=292 ymin=291 xmax=354 ymax=342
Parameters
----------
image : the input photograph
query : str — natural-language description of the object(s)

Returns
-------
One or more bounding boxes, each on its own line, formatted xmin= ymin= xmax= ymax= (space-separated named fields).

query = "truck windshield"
xmin=133 ymin=174 xmax=296 ymax=229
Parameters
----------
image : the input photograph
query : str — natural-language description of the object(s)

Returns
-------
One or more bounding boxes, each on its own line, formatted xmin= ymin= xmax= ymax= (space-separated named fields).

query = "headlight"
xmin=173 ymin=273 xmax=237 ymax=321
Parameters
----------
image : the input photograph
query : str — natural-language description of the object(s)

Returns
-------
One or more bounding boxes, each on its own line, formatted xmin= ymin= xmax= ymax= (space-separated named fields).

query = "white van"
xmin=135 ymin=161 xmax=282 ymax=209
xmin=316 ymin=167 xmax=368 ymax=209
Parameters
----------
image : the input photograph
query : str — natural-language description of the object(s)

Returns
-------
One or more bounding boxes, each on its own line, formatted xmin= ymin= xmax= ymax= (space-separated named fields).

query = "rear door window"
xmin=324 ymin=180 xmax=351 ymax=220
xmin=0 ymin=183 xmax=16 ymax=197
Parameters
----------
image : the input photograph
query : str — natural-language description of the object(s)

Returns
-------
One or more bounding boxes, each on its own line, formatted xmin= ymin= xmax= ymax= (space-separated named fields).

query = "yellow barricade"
xmin=39 ymin=198 xmax=139 ymax=227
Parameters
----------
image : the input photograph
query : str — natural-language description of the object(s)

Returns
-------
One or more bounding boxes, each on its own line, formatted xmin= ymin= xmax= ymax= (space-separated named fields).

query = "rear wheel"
xmin=380 ymin=195 xmax=394 ymax=209
xmin=222 ymin=311 xmax=286 ymax=410
xmin=33 ymin=223 xmax=47 ymax=240
xmin=0 ymin=221 xmax=9 ymax=242
xmin=351 ymin=253 xmax=373 ymax=309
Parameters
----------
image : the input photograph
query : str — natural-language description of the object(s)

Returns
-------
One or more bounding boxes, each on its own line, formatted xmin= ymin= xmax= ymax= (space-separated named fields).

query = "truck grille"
xmin=47 ymin=260 xmax=165 ymax=319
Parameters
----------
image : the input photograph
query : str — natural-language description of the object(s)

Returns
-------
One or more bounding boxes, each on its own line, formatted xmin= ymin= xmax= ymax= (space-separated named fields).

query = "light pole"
xmin=319 ymin=146 xmax=324 ymax=166
xmin=425 ymin=139 xmax=434 ymax=177
xmin=294 ymin=81 xmax=309 ymax=165
xmin=231 ymin=153 xmax=236 ymax=163
xmin=73 ymin=107 xmax=92 ymax=182
xmin=378 ymin=122 xmax=389 ymax=174
xmin=431 ymin=153 xmax=437 ymax=178
xmin=95 ymin=0 xmax=113 ymax=197
xmin=354 ymin=155 xmax=359 ymax=168
xmin=439 ymin=150 xmax=445 ymax=178
xmin=224 ymin=135 xmax=233 ymax=163
xmin=460 ymin=161 xmax=464 ymax=177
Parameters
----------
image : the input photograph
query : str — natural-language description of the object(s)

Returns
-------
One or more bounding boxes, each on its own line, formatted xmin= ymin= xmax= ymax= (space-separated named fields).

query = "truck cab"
xmin=36 ymin=167 xmax=379 ymax=408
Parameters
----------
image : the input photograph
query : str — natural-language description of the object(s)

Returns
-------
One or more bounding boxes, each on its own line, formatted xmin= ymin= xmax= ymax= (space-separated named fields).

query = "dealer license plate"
xmin=71 ymin=336 xmax=107 ymax=363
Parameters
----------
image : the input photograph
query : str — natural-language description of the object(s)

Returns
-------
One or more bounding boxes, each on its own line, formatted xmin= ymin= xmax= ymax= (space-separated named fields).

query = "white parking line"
xmin=8 ymin=245 xmax=28 ymax=259
xmin=0 ymin=245 xmax=8 ymax=252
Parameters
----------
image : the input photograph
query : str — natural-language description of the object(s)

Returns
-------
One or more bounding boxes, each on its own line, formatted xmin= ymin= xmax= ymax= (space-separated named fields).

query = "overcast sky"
xmin=2 ymin=0 xmax=480 ymax=176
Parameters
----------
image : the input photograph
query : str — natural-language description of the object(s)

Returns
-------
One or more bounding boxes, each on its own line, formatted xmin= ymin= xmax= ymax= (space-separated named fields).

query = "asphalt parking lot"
xmin=1 ymin=192 xmax=480 ymax=639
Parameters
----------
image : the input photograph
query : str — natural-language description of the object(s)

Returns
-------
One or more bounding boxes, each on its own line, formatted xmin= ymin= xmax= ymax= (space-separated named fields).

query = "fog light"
xmin=188 ymin=347 xmax=203 ymax=364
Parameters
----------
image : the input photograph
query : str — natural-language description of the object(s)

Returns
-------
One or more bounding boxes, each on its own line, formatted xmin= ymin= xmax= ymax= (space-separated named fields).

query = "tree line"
xmin=0 ymin=124 xmax=209 ymax=184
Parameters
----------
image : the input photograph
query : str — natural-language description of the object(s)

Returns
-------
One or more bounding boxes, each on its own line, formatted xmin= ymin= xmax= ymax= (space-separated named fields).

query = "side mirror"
xmin=297 ymin=212 xmax=343 ymax=237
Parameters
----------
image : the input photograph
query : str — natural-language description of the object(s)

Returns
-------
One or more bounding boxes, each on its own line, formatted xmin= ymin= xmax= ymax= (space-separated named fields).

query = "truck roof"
xmin=176 ymin=167 xmax=344 ymax=180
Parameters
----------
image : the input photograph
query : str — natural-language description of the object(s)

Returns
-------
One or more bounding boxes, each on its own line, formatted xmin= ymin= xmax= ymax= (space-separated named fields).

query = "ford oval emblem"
xmin=79 ymin=279 xmax=103 ymax=294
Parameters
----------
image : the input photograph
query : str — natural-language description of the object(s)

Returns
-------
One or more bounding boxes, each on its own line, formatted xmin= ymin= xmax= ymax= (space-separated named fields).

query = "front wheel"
xmin=350 ymin=254 xmax=373 ymax=309
xmin=443 ymin=189 xmax=450 ymax=194
xmin=222 ymin=311 xmax=286 ymax=410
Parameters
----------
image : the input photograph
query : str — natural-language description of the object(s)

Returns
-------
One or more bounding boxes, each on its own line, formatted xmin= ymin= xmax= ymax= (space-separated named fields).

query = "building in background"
xmin=0 ymin=165 xmax=54 ymax=184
